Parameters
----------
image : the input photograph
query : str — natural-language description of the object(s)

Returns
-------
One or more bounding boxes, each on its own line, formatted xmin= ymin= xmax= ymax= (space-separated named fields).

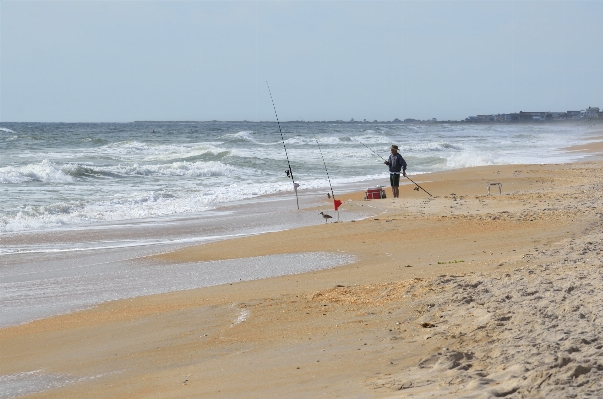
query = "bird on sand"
xmin=319 ymin=212 xmax=333 ymax=223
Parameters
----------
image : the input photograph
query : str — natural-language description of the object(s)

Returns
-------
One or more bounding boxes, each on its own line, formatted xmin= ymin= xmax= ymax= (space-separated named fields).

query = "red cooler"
xmin=365 ymin=188 xmax=385 ymax=200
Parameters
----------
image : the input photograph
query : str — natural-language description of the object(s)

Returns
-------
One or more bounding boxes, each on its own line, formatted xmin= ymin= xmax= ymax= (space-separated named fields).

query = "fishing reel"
xmin=285 ymin=170 xmax=291 ymax=178
xmin=414 ymin=186 xmax=419 ymax=191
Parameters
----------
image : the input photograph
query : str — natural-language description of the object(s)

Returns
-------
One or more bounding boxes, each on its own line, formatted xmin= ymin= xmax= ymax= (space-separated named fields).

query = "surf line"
xmin=266 ymin=82 xmax=300 ymax=209
xmin=302 ymin=120 xmax=342 ymax=215
xmin=353 ymin=138 xmax=433 ymax=197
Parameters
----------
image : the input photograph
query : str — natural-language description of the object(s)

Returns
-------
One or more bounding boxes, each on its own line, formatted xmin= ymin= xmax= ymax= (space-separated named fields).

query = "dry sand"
xmin=2 ymin=150 xmax=603 ymax=398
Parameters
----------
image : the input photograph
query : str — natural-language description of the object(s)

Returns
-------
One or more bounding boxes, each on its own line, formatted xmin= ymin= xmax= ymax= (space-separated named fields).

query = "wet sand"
xmin=2 ymin=139 xmax=603 ymax=398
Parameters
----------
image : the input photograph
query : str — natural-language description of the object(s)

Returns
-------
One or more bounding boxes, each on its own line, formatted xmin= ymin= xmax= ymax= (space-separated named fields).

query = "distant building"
xmin=585 ymin=107 xmax=600 ymax=118
xmin=392 ymin=118 xmax=402 ymax=123
xmin=550 ymin=112 xmax=567 ymax=120
xmin=519 ymin=111 xmax=548 ymax=121
xmin=477 ymin=115 xmax=495 ymax=122
xmin=404 ymin=118 xmax=418 ymax=123
xmin=461 ymin=107 xmax=601 ymax=123
xmin=566 ymin=111 xmax=581 ymax=119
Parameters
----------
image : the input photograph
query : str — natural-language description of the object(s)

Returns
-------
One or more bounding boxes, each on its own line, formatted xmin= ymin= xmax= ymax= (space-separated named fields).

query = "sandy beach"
xmin=2 ymin=139 xmax=603 ymax=398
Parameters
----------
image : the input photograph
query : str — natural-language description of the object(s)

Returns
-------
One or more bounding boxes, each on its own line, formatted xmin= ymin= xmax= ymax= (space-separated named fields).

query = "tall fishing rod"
xmin=303 ymin=121 xmax=334 ymax=199
xmin=353 ymin=138 xmax=433 ymax=197
xmin=267 ymin=82 xmax=299 ymax=209
xmin=303 ymin=120 xmax=342 ymax=212
xmin=353 ymin=137 xmax=387 ymax=162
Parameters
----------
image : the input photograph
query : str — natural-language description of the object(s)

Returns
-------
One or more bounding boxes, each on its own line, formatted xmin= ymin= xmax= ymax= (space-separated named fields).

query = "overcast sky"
xmin=1 ymin=1 xmax=601 ymax=122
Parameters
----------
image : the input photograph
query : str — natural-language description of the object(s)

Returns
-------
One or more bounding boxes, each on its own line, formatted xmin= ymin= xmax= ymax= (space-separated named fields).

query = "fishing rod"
xmin=267 ymin=82 xmax=299 ymax=209
xmin=353 ymin=138 xmax=433 ymax=197
xmin=353 ymin=137 xmax=387 ymax=162
xmin=303 ymin=120 xmax=342 ymax=212
xmin=406 ymin=175 xmax=433 ymax=197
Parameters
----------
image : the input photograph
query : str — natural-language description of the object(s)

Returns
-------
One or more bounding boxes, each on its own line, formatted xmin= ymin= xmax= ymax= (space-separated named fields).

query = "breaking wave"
xmin=0 ymin=160 xmax=74 ymax=184
xmin=99 ymin=161 xmax=236 ymax=178
xmin=0 ymin=159 xmax=237 ymax=184
xmin=412 ymin=141 xmax=464 ymax=152
xmin=225 ymin=131 xmax=278 ymax=145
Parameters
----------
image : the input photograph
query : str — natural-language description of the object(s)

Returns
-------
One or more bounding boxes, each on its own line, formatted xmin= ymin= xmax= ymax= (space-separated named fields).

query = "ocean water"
xmin=0 ymin=251 xmax=355 ymax=328
xmin=0 ymin=121 xmax=595 ymax=234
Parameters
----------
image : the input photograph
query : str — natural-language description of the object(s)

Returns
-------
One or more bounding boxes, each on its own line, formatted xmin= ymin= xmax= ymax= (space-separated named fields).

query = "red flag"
xmin=334 ymin=199 xmax=342 ymax=211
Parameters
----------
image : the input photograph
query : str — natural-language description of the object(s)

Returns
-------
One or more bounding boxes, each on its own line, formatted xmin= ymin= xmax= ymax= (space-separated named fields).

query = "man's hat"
xmin=391 ymin=145 xmax=399 ymax=150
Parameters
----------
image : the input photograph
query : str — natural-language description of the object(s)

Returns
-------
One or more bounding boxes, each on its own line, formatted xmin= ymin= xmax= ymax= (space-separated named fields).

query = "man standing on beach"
xmin=384 ymin=145 xmax=407 ymax=198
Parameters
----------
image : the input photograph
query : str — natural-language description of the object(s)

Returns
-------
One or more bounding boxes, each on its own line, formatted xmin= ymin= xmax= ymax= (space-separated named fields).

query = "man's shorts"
xmin=390 ymin=173 xmax=400 ymax=187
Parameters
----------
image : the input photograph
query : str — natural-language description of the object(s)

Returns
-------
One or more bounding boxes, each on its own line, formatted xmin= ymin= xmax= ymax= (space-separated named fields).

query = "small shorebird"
xmin=319 ymin=212 xmax=333 ymax=223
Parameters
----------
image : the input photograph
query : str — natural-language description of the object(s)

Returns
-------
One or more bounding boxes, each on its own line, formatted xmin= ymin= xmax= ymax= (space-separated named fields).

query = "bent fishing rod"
xmin=267 ymin=82 xmax=300 ymax=209
xmin=353 ymin=138 xmax=433 ymax=197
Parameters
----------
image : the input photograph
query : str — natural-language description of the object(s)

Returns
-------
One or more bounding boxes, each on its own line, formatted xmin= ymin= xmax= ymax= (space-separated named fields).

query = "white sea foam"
xmin=99 ymin=160 xmax=237 ymax=178
xmin=444 ymin=151 xmax=498 ymax=169
xmin=0 ymin=127 xmax=16 ymax=133
xmin=231 ymin=130 xmax=257 ymax=142
xmin=0 ymin=159 xmax=237 ymax=184
xmin=0 ymin=160 xmax=73 ymax=184
xmin=95 ymin=141 xmax=231 ymax=163
xmin=283 ymin=135 xmax=350 ymax=145
xmin=411 ymin=141 xmax=464 ymax=152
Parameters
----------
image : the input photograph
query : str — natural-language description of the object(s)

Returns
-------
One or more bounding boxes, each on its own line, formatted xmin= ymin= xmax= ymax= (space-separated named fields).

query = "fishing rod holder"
xmin=487 ymin=182 xmax=502 ymax=195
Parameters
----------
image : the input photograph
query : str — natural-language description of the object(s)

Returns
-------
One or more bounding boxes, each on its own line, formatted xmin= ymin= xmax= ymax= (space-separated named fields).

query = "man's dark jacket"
xmin=386 ymin=153 xmax=407 ymax=173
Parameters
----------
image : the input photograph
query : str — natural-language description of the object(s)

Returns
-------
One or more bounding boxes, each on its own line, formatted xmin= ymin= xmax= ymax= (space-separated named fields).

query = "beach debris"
xmin=319 ymin=212 xmax=333 ymax=223
xmin=420 ymin=322 xmax=436 ymax=328
xmin=487 ymin=182 xmax=502 ymax=195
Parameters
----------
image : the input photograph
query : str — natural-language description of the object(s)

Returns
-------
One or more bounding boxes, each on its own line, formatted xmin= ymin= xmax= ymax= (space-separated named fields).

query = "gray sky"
xmin=1 ymin=1 xmax=601 ymax=122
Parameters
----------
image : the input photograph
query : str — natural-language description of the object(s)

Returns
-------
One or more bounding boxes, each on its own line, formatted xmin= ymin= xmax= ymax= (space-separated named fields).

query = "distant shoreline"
xmin=130 ymin=119 xmax=599 ymax=126
xmin=2 ymin=120 xmax=599 ymax=126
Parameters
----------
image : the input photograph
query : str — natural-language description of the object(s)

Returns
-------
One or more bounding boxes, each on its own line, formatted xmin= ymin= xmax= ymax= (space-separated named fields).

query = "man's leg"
xmin=390 ymin=174 xmax=400 ymax=198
